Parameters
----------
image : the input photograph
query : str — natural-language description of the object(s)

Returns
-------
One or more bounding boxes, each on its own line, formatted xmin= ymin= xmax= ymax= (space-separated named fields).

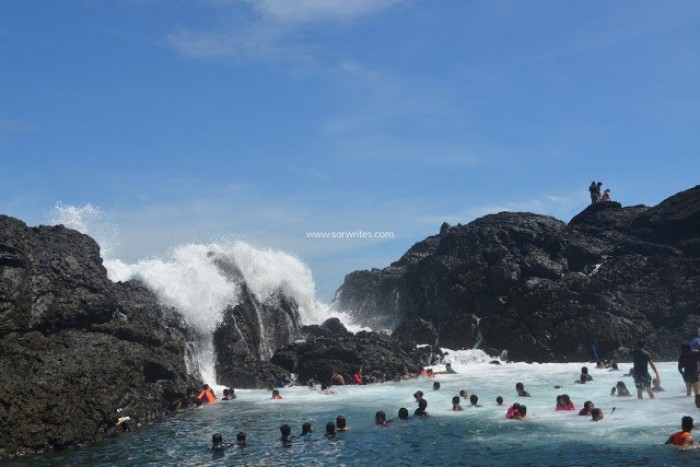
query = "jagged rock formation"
xmin=211 ymin=256 xmax=302 ymax=389
xmin=271 ymin=327 xmax=439 ymax=385
xmin=0 ymin=216 xmax=192 ymax=458
xmin=334 ymin=187 xmax=700 ymax=362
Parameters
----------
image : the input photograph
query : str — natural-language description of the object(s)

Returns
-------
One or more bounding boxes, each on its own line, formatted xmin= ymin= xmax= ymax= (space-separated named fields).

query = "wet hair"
xmin=321 ymin=383 xmax=328 ymax=390
xmin=375 ymin=411 xmax=386 ymax=424
xmin=212 ymin=433 xmax=223 ymax=444
xmin=272 ymin=389 xmax=280 ymax=396
xmin=418 ymin=399 xmax=428 ymax=410
xmin=336 ymin=415 xmax=346 ymax=429
xmin=591 ymin=408 xmax=603 ymax=420
xmin=581 ymin=366 xmax=589 ymax=375
xmin=556 ymin=395 xmax=563 ymax=405
xmin=452 ymin=396 xmax=460 ymax=405
xmin=583 ymin=401 xmax=594 ymax=410
xmin=516 ymin=382 xmax=525 ymax=391
xmin=611 ymin=362 xmax=618 ymax=370
xmin=562 ymin=394 xmax=571 ymax=404
xmin=470 ymin=395 xmax=478 ymax=405
xmin=302 ymin=422 xmax=313 ymax=434
xmin=682 ymin=416 xmax=694 ymax=432
xmin=518 ymin=405 xmax=527 ymax=416
xmin=280 ymin=424 xmax=291 ymax=438
xmin=433 ymin=382 xmax=441 ymax=390
xmin=398 ymin=407 xmax=409 ymax=419
xmin=237 ymin=432 xmax=246 ymax=442
xmin=325 ymin=422 xmax=336 ymax=436
xmin=223 ymin=388 xmax=230 ymax=397
xmin=459 ymin=389 xmax=468 ymax=398
xmin=414 ymin=391 xmax=424 ymax=399
xmin=496 ymin=396 xmax=503 ymax=405
xmin=202 ymin=384 xmax=209 ymax=389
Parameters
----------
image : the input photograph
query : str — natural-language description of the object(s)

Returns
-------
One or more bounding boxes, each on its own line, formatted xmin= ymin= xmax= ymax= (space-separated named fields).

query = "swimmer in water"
xmin=272 ymin=389 xmax=283 ymax=400
xmin=452 ymin=396 xmax=463 ymax=411
xmin=300 ymin=422 xmax=313 ymax=436
xmin=321 ymin=383 xmax=337 ymax=395
xmin=506 ymin=403 xmax=526 ymax=420
xmin=591 ymin=408 xmax=604 ymax=422
xmin=433 ymin=381 xmax=441 ymax=391
xmin=580 ymin=366 xmax=593 ymax=382
xmin=469 ymin=395 xmax=481 ymax=407
xmin=578 ymin=401 xmax=594 ymax=416
xmin=555 ymin=394 xmax=575 ymax=411
xmin=375 ymin=410 xmax=393 ymax=426
xmin=398 ymin=407 xmax=410 ymax=420
xmin=209 ymin=433 xmax=234 ymax=452
xmin=325 ymin=422 xmax=337 ymax=437
xmin=665 ymin=416 xmax=695 ymax=447
xmin=612 ymin=381 xmax=631 ymax=397
xmin=280 ymin=424 xmax=293 ymax=443
xmin=496 ymin=396 xmax=504 ymax=406
xmin=516 ymin=382 xmax=531 ymax=397
xmin=235 ymin=432 xmax=246 ymax=447
xmin=336 ymin=415 xmax=349 ymax=431
xmin=459 ymin=389 xmax=469 ymax=399
xmin=415 ymin=398 xmax=428 ymax=416
xmin=414 ymin=391 xmax=424 ymax=402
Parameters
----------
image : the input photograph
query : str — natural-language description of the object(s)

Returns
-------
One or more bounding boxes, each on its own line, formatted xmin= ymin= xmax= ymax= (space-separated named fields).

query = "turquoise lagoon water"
xmin=5 ymin=357 xmax=700 ymax=466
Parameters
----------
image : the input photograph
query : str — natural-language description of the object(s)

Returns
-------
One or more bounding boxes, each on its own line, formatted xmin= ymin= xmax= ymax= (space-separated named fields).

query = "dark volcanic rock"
xmin=212 ymin=256 xmax=302 ymax=389
xmin=271 ymin=332 xmax=438 ymax=385
xmin=333 ymin=186 xmax=700 ymax=362
xmin=0 ymin=216 xmax=191 ymax=458
xmin=301 ymin=317 xmax=351 ymax=339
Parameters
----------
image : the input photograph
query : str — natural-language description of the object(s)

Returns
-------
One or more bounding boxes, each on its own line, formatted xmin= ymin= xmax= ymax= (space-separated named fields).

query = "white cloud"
xmin=246 ymin=0 xmax=400 ymax=24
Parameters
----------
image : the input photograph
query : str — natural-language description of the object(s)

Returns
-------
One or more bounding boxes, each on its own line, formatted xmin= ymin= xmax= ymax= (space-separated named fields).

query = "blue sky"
xmin=1 ymin=0 xmax=699 ymax=300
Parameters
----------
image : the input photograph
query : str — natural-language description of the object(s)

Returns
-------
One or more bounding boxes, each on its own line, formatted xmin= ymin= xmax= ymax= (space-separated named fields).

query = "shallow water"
xmin=5 ymin=359 xmax=700 ymax=466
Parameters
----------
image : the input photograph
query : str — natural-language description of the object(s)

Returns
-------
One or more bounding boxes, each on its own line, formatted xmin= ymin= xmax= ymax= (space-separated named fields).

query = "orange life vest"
xmin=198 ymin=388 xmax=216 ymax=403
xmin=670 ymin=431 xmax=690 ymax=446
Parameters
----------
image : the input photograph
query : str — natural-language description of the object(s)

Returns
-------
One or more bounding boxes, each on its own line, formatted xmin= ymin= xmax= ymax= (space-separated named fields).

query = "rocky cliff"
xmin=0 ymin=216 xmax=191 ymax=458
xmin=334 ymin=186 xmax=700 ymax=362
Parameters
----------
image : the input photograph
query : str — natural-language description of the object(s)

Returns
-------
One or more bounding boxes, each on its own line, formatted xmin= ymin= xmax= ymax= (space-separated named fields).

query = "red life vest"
xmin=670 ymin=431 xmax=690 ymax=446
xmin=198 ymin=388 xmax=216 ymax=403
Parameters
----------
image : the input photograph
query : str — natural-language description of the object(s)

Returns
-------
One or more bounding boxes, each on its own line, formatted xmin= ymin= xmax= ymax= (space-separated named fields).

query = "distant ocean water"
xmin=5 ymin=359 xmax=700 ymax=466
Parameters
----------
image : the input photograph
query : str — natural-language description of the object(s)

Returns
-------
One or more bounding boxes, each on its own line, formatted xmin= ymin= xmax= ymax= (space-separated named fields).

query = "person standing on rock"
xmin=589 ymin=181 xmax=599 ymax=204
xmin=619 ymin=342 xmax=660 ymax=399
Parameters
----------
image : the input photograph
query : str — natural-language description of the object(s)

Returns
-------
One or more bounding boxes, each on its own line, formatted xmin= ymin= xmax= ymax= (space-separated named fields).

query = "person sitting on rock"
xmin=336 ymin=415 xmax=350 ymax=431
xmin=601 ymin=189 xmax=611 ymax=202
xmin=352 ymin=368 xmax=364 ymax=385
xmin=331 ymin=370 xmax=346 ymax=386
xmin=666 ymin=416 xmax=695 ymax=447
xmin=516 ymin=382 xmax=531 ymax=397
xmin=272 ymin=389 xmax=283 ymax=400
xmin=452 ymin=396 xmax=463 ymax=411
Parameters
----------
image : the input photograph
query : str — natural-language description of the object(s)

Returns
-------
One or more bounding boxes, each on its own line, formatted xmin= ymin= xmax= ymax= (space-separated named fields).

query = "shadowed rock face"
xmin=0 ymin=216 xmax=191 ymax=458
xmin=333 ymin=187 xmax=700 ymax=362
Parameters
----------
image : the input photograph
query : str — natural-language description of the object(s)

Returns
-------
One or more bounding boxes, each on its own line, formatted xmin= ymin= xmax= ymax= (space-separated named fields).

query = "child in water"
xmin=336 ymin=415 xmax=349 ymax=431
xmin=469 ymin=395 xmax=482 ymax=407
xmin=578 ymin=401 xmax=594 ymax=416
xmin=516 ymin=382 xmax=531 ymax=397
xmin=506 ymin=403 xmax=527 ymax=420
xmin=555 ymin=394 xmax=575 ymax=411
xmin=209 ymin=433 xmax=234 ymax=452
xmin=280 ymin=424 xmax=293 ymax=443
xmin=235 ymin=432 xmax=246 ymax=448
xmin=398 ymin=407 xmax=410 ymax=420
xmin=611 ymin=381 xmax=631 ymax=397
xmin=272 ymin=389 xmax=283 ymax=400
xmin=452 ymin=396 xmax=463 ymax=411
xmin=591 ymin=408 xmax=604 ymax=422
xmin=325 ymin=422 xmax=337 ymax=437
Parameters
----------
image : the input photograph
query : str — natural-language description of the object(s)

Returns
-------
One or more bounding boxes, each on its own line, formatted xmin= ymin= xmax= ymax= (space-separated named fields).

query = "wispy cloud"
xmin=166 ymin=0 xmax=400 ymax=61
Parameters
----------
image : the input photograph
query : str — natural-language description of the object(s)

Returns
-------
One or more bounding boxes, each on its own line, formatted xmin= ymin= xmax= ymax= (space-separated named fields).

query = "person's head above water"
xmin=302 ymin=422 xmax=313 ymax=435
xmin=398 ymin=407 xmax=409 ymax=419
xmin=280 ymin=424 xmax=291 ymax=440
xmin=212 ymin=433 xmax=223 ymax=445
xmin=518 ymin=405 xmax=527 ymax=416
xmin=470 ymin=395 xmax=479 ymax=406
xmin=459 ymin=389 xmax=468 ymax=398
xmin=414 ymin=391 xmax=424 ymax=400
xmin=375 ymin=411 xmax=387 ymax=424
xmin=237 ymin=432 xmax=246 ymax=443
xmin=581 ymin=366 xmax=589 ymax=375
xmin=583 ymin=401 xmax=594 ymax=411
xmin=433 ymin=382 xmax=440 ymax=391
xmin=591 ymin=408 xmax=604 ymax=421
xmin=325 ymin=422 xmax=336 ymax=436
xmin=452 ymin=396 xmax=460 ymax=405
xmin=682 ymin=416 xmax=694 ymax=432
xmin=496 ymin=396 xmax=503 ymax=405
xmin=418 ymin=399 xmax=428 ymax=410
xmin=336 ymin=415 xmax=347 ymax=430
